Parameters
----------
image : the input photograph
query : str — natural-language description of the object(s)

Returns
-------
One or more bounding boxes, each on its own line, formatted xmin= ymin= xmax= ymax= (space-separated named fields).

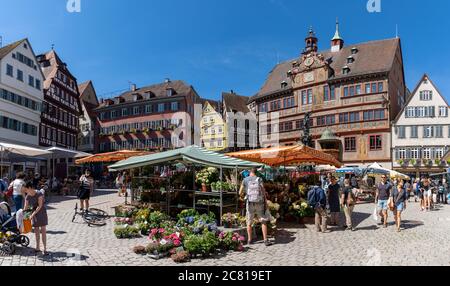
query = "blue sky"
xmin=1 ymin=0 xmax=450 ymax=101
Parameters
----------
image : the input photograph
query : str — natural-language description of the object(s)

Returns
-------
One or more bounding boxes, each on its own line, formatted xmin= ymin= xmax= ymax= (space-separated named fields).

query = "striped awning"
xmin=108 ymin=145 xmax=261 ymax=171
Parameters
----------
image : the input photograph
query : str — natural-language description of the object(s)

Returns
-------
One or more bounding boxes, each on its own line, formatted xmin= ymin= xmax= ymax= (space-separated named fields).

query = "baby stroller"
xmin=0 ymin=202 xmax=30 ymax=255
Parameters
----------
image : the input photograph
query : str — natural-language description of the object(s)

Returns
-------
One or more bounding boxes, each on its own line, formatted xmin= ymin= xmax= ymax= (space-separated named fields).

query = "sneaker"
xmin=264 ymin=240 xmax=273 ymax=247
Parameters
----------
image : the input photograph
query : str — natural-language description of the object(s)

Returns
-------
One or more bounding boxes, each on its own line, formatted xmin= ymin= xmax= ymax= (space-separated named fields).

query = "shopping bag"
xmin=373 ymin=207 xmax=378 ymax=221
xmin=22 ymin=219 xmax=32 ymax=234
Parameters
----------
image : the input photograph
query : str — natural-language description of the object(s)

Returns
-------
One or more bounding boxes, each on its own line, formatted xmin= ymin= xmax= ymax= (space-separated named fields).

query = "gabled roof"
xmin=97 ymin=80 xmax=197 ymax=108
xmin=254 ymin=38 xmax=401 ymax=101
xmin=0 ymin=39 xmax=26 ymax=60
xmin=37 ymin=50 xmax=77 ymax=89
xmin=222 ymin=92 xmax=250 ymax=113
xmin=393 ymin=74 xmax=450 ymax=123
xmin=200 ymin=98 xmax=220 ymax=112
xmin=78 ymin=80 xmax=99 ymax=106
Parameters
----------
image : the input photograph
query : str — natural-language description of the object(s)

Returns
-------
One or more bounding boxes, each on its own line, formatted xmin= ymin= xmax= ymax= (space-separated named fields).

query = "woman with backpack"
xmin=392 ymin=181 xmax=407 ymax=232
xmin=341 ymin=179 xmax=356 ymax=231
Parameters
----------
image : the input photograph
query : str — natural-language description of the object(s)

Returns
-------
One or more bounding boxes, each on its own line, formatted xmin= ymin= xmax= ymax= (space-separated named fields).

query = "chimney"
xmin=130 ymin=83 xmax=137 ymax=92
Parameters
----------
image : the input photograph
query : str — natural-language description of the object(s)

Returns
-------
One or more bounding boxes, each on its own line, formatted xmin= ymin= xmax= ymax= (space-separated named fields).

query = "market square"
xmin=1 ymin=1 xmax=450 ymax=267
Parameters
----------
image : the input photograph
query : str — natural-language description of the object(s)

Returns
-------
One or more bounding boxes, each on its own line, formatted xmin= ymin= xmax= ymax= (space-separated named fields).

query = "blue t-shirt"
xmin=0 ymin=180 xmax=7 ymax=193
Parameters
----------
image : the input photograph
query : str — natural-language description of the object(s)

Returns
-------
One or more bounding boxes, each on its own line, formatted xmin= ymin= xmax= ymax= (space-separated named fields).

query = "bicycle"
xmin=71 ymin=203 xmax=110 ymax=227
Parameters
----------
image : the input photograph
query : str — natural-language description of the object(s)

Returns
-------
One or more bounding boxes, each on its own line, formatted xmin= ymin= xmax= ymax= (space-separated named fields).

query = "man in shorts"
xmin=239 ymin=168 xmax=273 ymax=247
xmin=375 ymin=175 xmax=392 ymax=228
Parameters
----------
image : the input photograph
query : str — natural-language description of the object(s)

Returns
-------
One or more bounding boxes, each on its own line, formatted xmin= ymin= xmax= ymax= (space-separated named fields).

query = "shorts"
xmin=423 ymin=190 xmax=432 ymax=198
xmin=378 ymin=200 xmax=389 ymax=211
xmin=77 ymin=188 xmax=91 ymax=200
xmin=246 ymin=202 xmax=270 ymax=225
xmin=395 ymin=202 xmax=404 ymax=212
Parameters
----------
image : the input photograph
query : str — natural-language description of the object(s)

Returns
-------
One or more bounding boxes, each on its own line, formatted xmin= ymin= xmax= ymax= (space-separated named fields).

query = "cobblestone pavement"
xmin=1 ymin=190 xmax=450 ymax=266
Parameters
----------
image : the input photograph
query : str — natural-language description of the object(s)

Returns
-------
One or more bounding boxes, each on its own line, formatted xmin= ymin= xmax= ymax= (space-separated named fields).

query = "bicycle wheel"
xmin=18 ymin=235 xmax=30 ymax=247
xmin=83 ymin=209 xmax=109 ymax=226
xmin=87 ymin=208 xmax=109 ymax=218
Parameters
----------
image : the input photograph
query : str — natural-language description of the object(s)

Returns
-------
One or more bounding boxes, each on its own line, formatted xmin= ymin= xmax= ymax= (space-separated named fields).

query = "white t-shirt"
xmin=11 ymin=179 xmax=25 ymax=196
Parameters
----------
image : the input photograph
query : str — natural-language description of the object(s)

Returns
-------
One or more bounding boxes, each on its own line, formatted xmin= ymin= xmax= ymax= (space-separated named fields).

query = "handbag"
xmin=22 ymin=219 xmax=32 ymax=234
xmin=5 ymin=186 xmax=13 ymax=197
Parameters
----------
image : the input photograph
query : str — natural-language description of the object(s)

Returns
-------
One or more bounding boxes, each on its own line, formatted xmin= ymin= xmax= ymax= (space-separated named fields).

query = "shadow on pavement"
xmin=351 ymin=212 xmax=371 ymax=228
xmin=46 ymin=230 xmax=67 ymax=235
xmin=274 ymin=229 xmax=297 ymax=244
xmin=17 ymin=247 xmax=89 ymax=263
xmin=401 ymin=220 xmax=424 ymax=230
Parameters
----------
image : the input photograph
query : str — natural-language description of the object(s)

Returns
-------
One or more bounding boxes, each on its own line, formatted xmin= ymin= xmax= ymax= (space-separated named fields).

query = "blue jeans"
xmin=13 ymin=195 xmax=23 ymax=212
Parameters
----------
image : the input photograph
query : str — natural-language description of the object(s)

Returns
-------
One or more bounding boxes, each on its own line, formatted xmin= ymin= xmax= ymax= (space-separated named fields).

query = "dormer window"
xmin=351 ymin=47 xmax=358 ymax=55
xmin=166 ymin=88 xmax=176 ymax=97
xmin=281 ymin=81 xmax=288 ymax=89
xmin=342 ymin=66 xmax=350 ymax=75
xmin=347 ymin=56 xmax=354 ymax=64
xmin=144 ymin=91 xmax=155 ymax=99
xmin=132 ymin=93 xmax=142 ymax=102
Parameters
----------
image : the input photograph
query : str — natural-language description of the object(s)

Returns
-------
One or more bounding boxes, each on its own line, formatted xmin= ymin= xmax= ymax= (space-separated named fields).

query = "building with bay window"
xmin=392 ymin=74 xmax=450 ymax=178
xmin=37 ymin=50 xmax=82 ymax=150
xmin=250 ymin=22 xmax=406 ymax=168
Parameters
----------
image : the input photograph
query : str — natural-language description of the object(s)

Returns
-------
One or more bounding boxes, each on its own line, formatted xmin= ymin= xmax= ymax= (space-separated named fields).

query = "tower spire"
xmin=331 ymin=18 xmax=344 ymax=52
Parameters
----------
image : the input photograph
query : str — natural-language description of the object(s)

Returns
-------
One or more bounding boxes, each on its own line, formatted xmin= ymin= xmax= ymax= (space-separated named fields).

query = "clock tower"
xmin=303 ymin=27 xmax=318 ymax=55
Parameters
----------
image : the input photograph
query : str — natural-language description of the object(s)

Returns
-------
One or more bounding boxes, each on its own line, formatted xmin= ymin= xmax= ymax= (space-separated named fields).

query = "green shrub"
xmin=184 ymin=231 xmax=219 ymax=256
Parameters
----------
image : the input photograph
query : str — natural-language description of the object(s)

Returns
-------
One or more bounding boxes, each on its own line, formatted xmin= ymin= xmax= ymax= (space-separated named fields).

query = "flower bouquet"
xmin=218 ymin=231 xmax=245 ymax=252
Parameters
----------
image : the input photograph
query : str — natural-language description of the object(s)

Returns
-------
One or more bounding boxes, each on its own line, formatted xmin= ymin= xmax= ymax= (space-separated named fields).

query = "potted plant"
xmin=398 ymin=159 xmax=404 ymax=166
xmin=221 ymin=213 xmax=238 ymax=228
xmin=410 ymin=159 xmax=417 ymax=166
xmin=195 ymin=167 xmax=218 ymax=192
xmin=211 ymin=182 xmax=217 ymax=192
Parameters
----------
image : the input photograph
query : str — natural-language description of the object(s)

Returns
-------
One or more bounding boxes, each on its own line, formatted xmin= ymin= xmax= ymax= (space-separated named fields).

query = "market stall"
xmin=226 ymin=144 xmax=343 ymax=168
xmin=108 ymin=145 xmax=261 ymax=225
xmin=227 ymin=144 xmax=343 ymax=224
xmin=75 ymin=150 xmax=152 ymax=165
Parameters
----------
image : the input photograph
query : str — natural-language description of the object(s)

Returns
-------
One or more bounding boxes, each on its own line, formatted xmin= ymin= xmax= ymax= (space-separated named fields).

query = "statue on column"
xmin=301 ymin=112 xmax=313 ymax=147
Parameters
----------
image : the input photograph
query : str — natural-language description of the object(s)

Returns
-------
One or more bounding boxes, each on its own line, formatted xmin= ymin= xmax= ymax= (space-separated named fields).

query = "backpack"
xmin=346 ymin=188 xmax=357 ymax=206
xmin=247 ymin=177 xmax=264 ymax=203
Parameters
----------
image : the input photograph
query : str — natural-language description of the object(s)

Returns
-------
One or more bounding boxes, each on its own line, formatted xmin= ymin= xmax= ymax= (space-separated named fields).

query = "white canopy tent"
xmin=0 ymin=142 xmax=52 ymax=178
xmin=367 ymin=162 xmax=410 ymax=180
xmin=44 ymin=147 xmax=91 ymax=180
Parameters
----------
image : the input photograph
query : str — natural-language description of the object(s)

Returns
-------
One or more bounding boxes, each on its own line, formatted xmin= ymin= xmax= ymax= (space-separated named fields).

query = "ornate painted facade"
xmin=250 ymin=23 xmax=407 ymax=168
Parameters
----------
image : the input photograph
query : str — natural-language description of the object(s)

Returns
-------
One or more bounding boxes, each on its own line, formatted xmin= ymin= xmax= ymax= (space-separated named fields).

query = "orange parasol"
xmin=226 ymin=144 xmax=342 ymax=168
xmin=75 ymin=150 xmax=153 ymax=165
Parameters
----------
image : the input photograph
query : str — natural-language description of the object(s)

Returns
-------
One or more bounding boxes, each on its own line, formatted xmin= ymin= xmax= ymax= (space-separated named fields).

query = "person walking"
xmin=341 ymin=179 xmax=356 ymax=231
xmin=115 ymin=172 xmax=124 ymax=197
xmin=437 ymin=181 xmax=445 ymax=204
xmin=404 ymin=180 xmax=412 ymax=203
xmin=392 ymin=182 xmax=407 ymax=232
xmin=22 ymin=181 xmax=49 ymax=255
xmin=308 ymin=181 xmax=328 ymax=233
xmin=239 ymin=168 xmax=273 ymax=247
xmin=9 ymin=172 xmax=26 ymax=212
xmin=78 ymin=169 xmax=94 ymax=212
xmin=375 ymin=175 xmax=392 ymax=228
xmin=327 ymin=176 xmax=341 ymax=227
xmin=443 ymin=179 xmax=449 ymax=205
